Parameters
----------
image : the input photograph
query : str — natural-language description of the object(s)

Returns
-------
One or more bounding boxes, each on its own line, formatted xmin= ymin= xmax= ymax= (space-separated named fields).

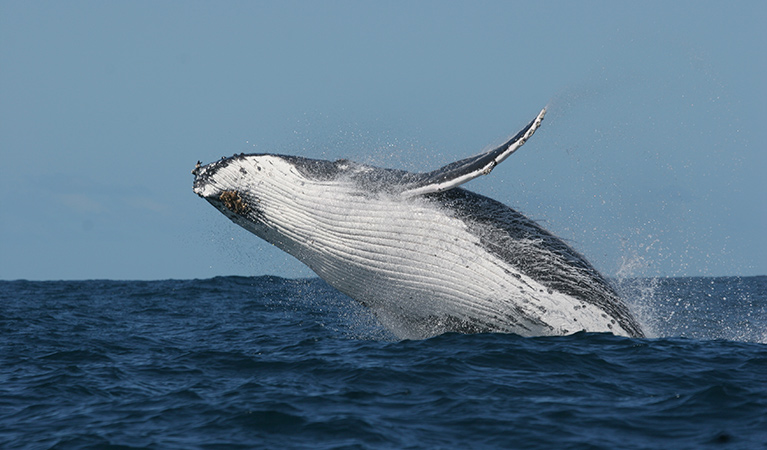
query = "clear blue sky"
xmin=1 ymin=1 xmax=765 ymax=280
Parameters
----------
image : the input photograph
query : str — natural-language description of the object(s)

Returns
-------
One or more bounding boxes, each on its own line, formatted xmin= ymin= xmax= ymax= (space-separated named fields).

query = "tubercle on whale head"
xmin=192 ymin=155 xmax=238 ymax=198
xmin=192 ymin=154 xmax=267 ymax=225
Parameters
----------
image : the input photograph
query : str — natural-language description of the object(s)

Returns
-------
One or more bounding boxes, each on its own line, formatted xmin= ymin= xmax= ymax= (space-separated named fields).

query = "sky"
xmin=1 ymin=1 xmax=765 ymax=280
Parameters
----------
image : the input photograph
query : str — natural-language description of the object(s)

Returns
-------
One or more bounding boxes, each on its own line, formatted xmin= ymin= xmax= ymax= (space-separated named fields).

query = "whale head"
xmin=192 ymin=152 xmax=353 ymax=247
xmin=192 ymin=154 xmax=291 ymax=233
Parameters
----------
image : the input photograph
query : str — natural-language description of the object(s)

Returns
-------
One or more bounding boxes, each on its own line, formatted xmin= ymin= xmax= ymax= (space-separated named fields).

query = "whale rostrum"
xmin=193 ymin=108 xmax=645 ymax=339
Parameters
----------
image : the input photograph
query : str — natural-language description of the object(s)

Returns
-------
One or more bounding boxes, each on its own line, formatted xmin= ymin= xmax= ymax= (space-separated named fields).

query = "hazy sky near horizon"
xmin=1 ymin=1 xmax=765 ymax=280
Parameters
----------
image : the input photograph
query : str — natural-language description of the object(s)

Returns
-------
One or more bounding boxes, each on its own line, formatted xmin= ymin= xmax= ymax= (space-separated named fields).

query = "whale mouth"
xmin=192 ymin=156 xmax=265 ymax=223
xmin=192 ymin=154 xmax=254 ymax=196
xmin=192 ymin=158 xmax=228 ymax=198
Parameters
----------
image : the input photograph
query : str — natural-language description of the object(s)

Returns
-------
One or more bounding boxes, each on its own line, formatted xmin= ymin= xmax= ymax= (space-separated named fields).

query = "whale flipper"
xmin=399 ymin=108 xmax=546 ymax=197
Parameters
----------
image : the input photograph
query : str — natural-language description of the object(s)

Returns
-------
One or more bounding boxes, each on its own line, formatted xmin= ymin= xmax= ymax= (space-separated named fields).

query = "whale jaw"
xmin=192 ymin=155 xmax=273 ymax=234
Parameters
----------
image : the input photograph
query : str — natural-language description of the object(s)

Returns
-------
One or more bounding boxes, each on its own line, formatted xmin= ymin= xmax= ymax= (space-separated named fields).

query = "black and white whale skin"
xmin=193 ymin=109 xmax=644 ymax=339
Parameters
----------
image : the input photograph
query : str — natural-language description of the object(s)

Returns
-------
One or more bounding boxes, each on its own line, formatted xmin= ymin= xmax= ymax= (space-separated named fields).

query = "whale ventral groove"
xmin=192 ymin=107 xmax=645 ymax=339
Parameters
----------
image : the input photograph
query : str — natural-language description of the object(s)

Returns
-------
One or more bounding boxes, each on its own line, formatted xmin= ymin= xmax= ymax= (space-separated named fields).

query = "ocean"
xmin=1 ymin=276 xmax=765 ymax=449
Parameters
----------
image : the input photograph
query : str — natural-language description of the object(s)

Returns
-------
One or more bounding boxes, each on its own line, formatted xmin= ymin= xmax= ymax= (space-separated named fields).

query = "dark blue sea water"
xmin=1 ymin=276 xmax=766 ymax=449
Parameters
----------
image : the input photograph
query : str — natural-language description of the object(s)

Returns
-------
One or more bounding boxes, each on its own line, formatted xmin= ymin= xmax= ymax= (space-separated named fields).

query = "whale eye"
xmin=219 ymin=190 xmax=249 ymax=215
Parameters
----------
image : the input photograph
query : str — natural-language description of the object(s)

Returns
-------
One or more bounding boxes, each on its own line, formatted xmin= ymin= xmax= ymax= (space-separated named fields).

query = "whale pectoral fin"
xmin=399 ymin=108 xmax=546 ymax=198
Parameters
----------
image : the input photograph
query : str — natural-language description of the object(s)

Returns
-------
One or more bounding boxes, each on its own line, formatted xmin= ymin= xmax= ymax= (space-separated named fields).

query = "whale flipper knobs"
xmin=192 ymin=108 xmax=644 ymax=339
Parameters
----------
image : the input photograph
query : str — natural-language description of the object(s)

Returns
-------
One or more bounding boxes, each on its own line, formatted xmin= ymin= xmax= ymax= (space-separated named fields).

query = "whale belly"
xmin=255 ymin=180 xmax=630 ymax=339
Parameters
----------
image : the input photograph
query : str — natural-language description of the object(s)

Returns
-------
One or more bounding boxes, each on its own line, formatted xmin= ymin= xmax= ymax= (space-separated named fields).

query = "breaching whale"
xmin=192 ymin=108 xmax=644 ymax=339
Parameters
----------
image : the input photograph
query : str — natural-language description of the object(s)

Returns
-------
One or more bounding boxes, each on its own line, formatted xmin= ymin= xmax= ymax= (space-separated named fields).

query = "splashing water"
xmin=615 ymin=251 xmax=766 ymax=343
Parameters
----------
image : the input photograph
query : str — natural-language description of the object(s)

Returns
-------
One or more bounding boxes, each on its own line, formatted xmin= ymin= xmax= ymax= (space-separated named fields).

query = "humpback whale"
xmin=193 ymin=108 xmax=644 ymax=339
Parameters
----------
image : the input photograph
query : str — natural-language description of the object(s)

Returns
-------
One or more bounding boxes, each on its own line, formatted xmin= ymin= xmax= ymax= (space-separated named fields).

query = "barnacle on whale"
xmin=219 ymin=190 xmax=249 ymax=215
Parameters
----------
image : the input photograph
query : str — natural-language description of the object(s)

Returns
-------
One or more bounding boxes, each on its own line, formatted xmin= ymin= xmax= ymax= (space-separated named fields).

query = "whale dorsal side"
xmin=398 ymin=108 xmax=546 ymax=197
xmin=275 ymin=108 xmax=545 ymax=197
